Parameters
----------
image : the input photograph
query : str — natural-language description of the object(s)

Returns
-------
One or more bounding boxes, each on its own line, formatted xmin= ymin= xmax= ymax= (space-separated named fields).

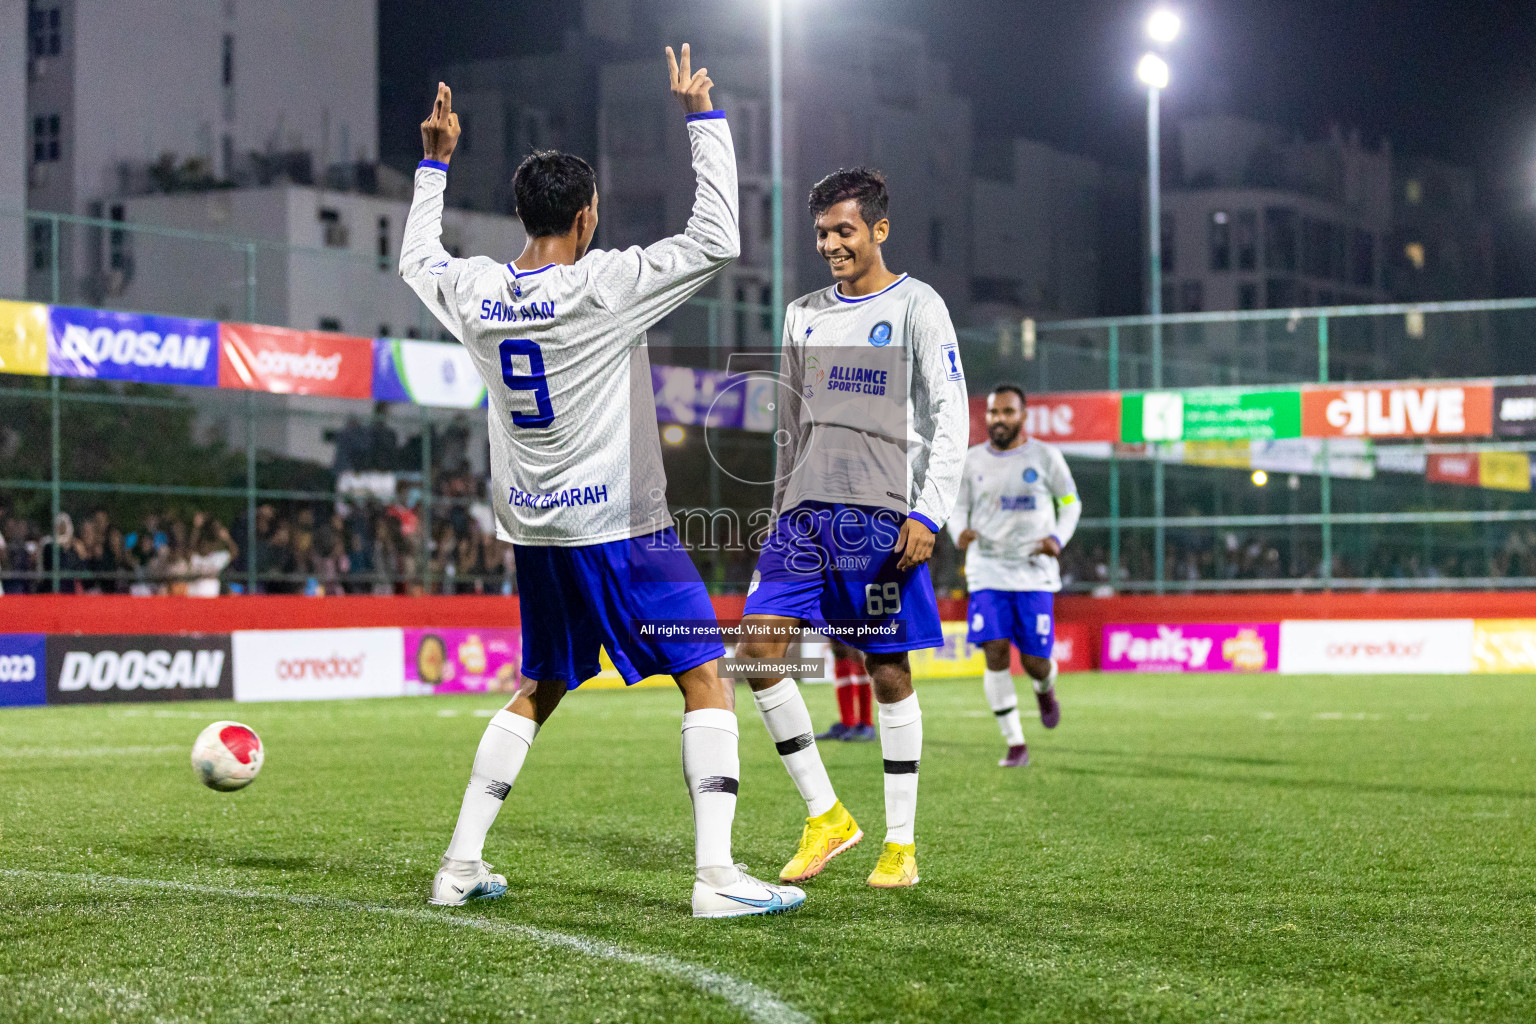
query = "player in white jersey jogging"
xmin=735 ymin=168 xmax=969 ymax=889
xmin=399 ymin=47 xmax=804 ymax=919
xmin=949 ymin=385 xmax=1081 ymax=767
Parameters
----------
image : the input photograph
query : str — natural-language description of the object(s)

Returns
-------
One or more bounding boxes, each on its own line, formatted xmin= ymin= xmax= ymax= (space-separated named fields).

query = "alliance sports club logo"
xmin=868 ymin=321 xmax=892 ymax=347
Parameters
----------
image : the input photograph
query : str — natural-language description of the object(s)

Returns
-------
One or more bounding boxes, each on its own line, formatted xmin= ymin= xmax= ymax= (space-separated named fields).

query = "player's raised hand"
xmin=895 ymin=518 xmax=936 ymax=571
xmin=420 ymin=82 xmax=461 ymax=164
xmin=666 ymin=44 xmax=714 ymax=115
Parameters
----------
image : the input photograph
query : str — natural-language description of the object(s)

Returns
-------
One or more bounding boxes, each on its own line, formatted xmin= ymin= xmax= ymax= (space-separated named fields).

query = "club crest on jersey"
xmin=868 ymin=321 xmax=893 ymax=347
xmin=1023 ymin=468 xmax=1039 ymax=483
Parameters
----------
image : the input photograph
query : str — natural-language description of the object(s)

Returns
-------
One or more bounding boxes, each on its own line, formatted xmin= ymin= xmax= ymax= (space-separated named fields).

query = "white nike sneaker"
xmin=429 ymin=856 xmax=508 ymax=906
xmin=691 ymin=864 xmax=807 ymax=919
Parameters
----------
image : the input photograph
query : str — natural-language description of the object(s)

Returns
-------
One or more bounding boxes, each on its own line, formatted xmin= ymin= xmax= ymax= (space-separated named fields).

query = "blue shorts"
xmin=967 ymin=590 xmax=1055 ymax=659
xmin=742 ymin=502 xmax=943 ymax=653
xmin=514 ymin=528 xmax=725 ymax=688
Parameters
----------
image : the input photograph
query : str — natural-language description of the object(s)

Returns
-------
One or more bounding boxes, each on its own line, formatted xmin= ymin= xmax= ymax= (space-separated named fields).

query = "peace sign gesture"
xmin=666 ymin=44 xmax=714 ymax=115
xmin=421 ymin=81 xmax=461 ymax=164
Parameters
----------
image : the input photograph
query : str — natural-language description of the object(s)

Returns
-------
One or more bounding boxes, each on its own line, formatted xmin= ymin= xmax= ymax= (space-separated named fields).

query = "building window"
xmin=1263 ymin=207 xmax=1297 ymax=272
xmin=1237 ymin=282 xmax=1259 ymax=310
xmin=1208 ymin=210 xmax=1231 ymax=271
xmin=221 ymin=34 xmax=234 ymax=86
xmin=1405 ymin=179 xmax=1423 ymax=205
xmin=319 ymin=208 xmax=348 ymax=248
xmin=1159 ymin=213 xmax=1175 ymax=273
xmin=29 ymin=3 xmax=62 ymax=58
xmin=928 ymin=218 xmax=944 ymax=264
xmin=377 ymin=216 xmax=390 ymax=270
xmin=32 ymin=114 xmax=60 ymax=163
xmin=1265 ymin=277 xmax=1298 ymax=309
xmin=1235 ymin=211 xmax=1257 ymax=271
xmin=318 ymin=317 xmax=342 ymax=332
xmin=1160 ymin=282 xmax=1175 ymax=314
xmin=1179 ymin=280 xmax=1203 ymax=313
xmin=1404 ymin=241 xmax=1426 ymax=271
xmin=31 ymin=222 xmax=52 ymax=272
xmin=760 ymin=285 xmax=773 ymax=332
xmin=379 ymin=324 xmax=392 ymax=338
xmin=1350 ymin=229 xmax=1375 ymax=287
xmin=108 ymin=204 xmax=128 ymax=271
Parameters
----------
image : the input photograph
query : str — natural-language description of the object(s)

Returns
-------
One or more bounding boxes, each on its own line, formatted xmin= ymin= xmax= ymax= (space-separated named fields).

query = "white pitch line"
xmin=0 ymin=868 xmax=814 ymax=1024
xmin=0 ymin=745 xmax=182 ymax=759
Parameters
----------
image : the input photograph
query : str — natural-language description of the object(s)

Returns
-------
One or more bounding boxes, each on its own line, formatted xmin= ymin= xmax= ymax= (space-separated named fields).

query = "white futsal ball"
xmin=191 ymin=720 xmax=264 ymax=791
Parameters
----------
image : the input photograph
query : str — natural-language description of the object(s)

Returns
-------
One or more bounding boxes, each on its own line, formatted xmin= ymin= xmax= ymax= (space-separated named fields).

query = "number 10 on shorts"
xmin=865 ymin=582 xmax=902 ymax=616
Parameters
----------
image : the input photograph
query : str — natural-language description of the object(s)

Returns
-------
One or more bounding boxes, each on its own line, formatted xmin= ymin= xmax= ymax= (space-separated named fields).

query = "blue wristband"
xmin=907 ymin=512 xmax=939 ymax=534
xmin=418 ymin=159 xmax=449 ymax=171
xmin=1049 ymin=534 xmax=1062 ymax=548
xmin=685 ymin=110 xmax=727 ymax=122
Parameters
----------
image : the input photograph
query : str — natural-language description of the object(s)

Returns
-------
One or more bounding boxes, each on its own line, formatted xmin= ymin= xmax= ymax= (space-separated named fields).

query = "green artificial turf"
xmin=2 ymin=673 xmax=1535 ymax=1023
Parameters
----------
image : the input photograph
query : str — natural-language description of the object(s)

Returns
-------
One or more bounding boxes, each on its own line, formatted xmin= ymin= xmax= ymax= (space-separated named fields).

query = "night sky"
xmin=380 ymin=0 xmax=1536 ymax=292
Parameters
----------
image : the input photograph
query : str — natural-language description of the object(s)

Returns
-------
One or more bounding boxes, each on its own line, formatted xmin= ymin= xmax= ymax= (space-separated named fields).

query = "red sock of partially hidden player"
xmin=855 ymin=680 xmax=873 ymax=728
xmin=835 ymin=679 xmax=858 ymax=728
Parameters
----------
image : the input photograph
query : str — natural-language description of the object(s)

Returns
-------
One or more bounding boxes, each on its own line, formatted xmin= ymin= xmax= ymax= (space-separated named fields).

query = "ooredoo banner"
xmin=232 ymin=628 xmax=404 ymax=702
xmin=1101 ymin=623 xmax=1279 ymax=673
xmin=45 ymin=633 xmax=232 ymax=703
xmin=968 ymin=391 xmax=1120 ymax=446
xmin=1301 ymin=383 xmax=1493 ymax=439
xmin=48 ymin=306 xmax=220 ymax=387
xmin=373 ymin=338 xmax=488 ymax=408
xmin=0 ymin=634 xmax=47 ymax=707
xmin=1278 ymin=619 xmax=1474 ymax=674
xmin=403 ymin=627 xmax=520 ymax=694
xmin=219 ymin=323 xmax=373 ymax=398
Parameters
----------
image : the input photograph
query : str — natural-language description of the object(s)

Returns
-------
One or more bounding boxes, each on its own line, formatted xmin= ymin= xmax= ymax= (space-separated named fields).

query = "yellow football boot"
xmin=779 ymin=800 xmax=863 ymax=883
xmin=866 ymin=842 xmax=919 ymax=888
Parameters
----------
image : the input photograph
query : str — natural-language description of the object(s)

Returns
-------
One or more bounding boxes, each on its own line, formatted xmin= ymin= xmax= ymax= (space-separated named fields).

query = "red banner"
xmin=968 ymin=391 xmax=1121 ymax=446
xmin=219 ymin=323 xmax=373 ymax=398
xmin=1426 ymin=453 xmax=1479 ymax=486
xmin=1302 ymin=383 xmax=1493 ymax=439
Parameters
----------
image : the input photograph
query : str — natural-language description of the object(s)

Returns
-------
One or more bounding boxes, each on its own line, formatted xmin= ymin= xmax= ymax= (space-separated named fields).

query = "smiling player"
xmin=949 ymin=385 xmax=1080 ymax=767
xmin=400 ymin=47 xmax=804 ymax=919
xmin=735 ymin=168 xmax=968 ymax=889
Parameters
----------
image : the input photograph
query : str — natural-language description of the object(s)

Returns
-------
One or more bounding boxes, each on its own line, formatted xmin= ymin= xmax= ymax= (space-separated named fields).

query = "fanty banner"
xmin=372 ymin=338 xmax=487 ymax=408
xmin=48 ymin=306 xmax=220 ymax=387
xmin=0 ymin=634 xmax=48 ymax=707
xmin=219 ymin=322 xmax=373 ymax=398
xmin=232 ymin=628 xmax=405 ymax=702
xmin=404 ymin=627 xmax=520 ymax=694
xmin=1101 ymin=623 xmax=1279 ymax=673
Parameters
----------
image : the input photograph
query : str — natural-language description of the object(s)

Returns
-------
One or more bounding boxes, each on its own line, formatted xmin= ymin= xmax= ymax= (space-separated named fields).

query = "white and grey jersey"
xmin=399 ymin=113 xmax=739 ymax=546
xmin=772 ymin=275 xmax=969 ymax=532
xmin=947 ymin=438 xmax=1081 ymax=592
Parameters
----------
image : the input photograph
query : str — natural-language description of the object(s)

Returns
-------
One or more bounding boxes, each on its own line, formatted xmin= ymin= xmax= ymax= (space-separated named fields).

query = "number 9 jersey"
xmin=398 ymin=113 xmax=739 ymax=547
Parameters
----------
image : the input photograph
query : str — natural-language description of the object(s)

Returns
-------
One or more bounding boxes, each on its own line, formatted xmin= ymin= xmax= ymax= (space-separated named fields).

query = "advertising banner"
xmin=232 ymin=628 xmax=404 ymax=702
xmin=1493 ymin=384 xmax=1536 ymax=438
xmin=908 ymin=619 xmax=1092 ymax=678
xmin=1101 ymin=623 xmax=1279 ymax=673
xmin=1278 ymin=619 xmax=1474 ymax=674
xmin=48 ymin=306 xmax=220 ymax=387
xmin=403 ymin=627 xmax=520 ymax=694
xmin=652 ymin=366 xmax=746 ymax=430
xmin=1302 ymin=383 xmax=1493 ymax=439
xmin=219 ymin=323 xmax=373 ymax=398
xmin=0 ymin=300 xmax=49 ymax=376
xmin=1121 ymin=390 xmax=1301 ymax=443
xmin=372 ymin=338 xmax=487 ymax=408
xmin=1479 ymin=451 xmax=1532 ymax=493
xmin=1426 ymin=452 xmax=1478 ymax=486
xmin=45 ymin=634 xmax=233 ymax=704
xmin=0 ymin=634 xmax=47 ymax=707
xmin=1471 ymin=620 xmax=1536 ymax=673
xmin=1250 ymin=438 xmax=1375 ymax=479
xmin=968 ymin=392 xmax=1121 ymax=446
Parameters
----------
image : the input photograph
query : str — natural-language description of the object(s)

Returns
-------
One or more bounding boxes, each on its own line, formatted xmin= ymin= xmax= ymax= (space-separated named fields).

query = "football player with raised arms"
xmin=399 ymin=47 xmax=805 ymax=919
xmin=735 ymin=168 xmax=969 ymax=889
xmin=949 ymin=385 xmax=1080 ymax=766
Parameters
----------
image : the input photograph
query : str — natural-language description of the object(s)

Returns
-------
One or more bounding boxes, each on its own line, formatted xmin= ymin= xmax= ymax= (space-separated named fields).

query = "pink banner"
xmin=404 ymin=628 xmax=521 ymax=694
xmin=1101 ymin=623 xmax=1279 ymax=673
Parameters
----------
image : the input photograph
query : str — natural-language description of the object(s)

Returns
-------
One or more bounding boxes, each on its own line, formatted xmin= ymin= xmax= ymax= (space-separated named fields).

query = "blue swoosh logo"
xmin=720 ymin=890 xmax=783 ymax=909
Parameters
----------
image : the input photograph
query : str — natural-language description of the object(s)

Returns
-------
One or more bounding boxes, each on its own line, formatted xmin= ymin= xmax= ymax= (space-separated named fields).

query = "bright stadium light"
xmin=1146 ymin=9 xmax=1181 ymax=44
xmin=1137 ymin=52 xmax=1170 ymax=90
xmin=662 ymin=424 xmax=686 ymax=445
xmin=1251 ymin=470 xmax=1269 ymax=487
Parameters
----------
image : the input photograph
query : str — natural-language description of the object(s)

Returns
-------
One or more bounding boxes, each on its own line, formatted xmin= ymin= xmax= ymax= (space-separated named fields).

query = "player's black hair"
xmin=511 ymin=150 xmax=597 ymax=238
xmin=808 ymin=167 xmax=889 ymax=230
xmin=991 ymin=383 xmax=1027 ymax=405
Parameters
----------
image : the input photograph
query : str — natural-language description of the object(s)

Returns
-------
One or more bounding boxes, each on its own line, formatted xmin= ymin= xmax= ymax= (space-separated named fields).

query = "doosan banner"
xmin=1102 ymin=623 xmax=1279 ymax=673
xmin=219 ymin=323 xmax=372 ymax=398
xmin=48 ymin=307 xmax=220 ymax=387
xmin=45 ymin=634 xmax=233 ymax=703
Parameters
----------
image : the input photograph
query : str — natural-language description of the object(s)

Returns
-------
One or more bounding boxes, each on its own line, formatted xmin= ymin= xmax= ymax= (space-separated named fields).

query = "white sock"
xmin=878 ymin=693 xmax=922 ymax=846
xmin=682 ymin=708 xmax=739 ymax=872
xmin=1032 ymin=658 xmax=1059 ymax=695
xmin=752 ymin=677 xmax=837 ymax=817
xmin=983 ymin=668 xmax=1025 ymax=746
xmin=444 ymin=709 xmax=538 ymax=862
